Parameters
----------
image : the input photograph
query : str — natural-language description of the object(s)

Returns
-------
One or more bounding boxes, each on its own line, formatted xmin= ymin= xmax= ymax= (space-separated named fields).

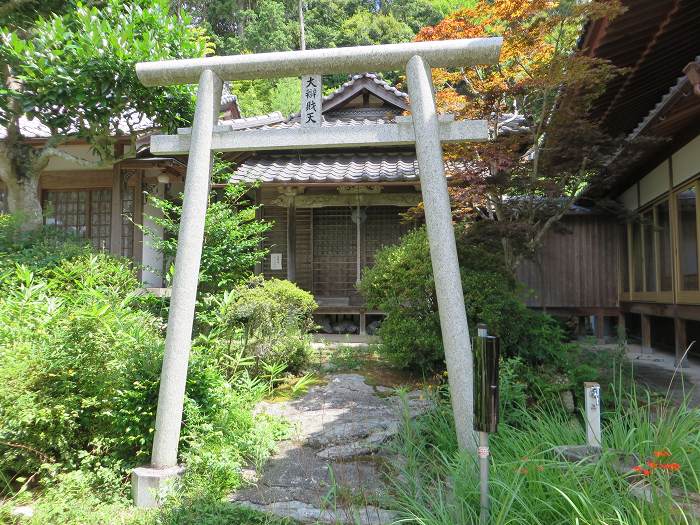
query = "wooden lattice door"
xmin=363 ymin=206 xmax=411 ymax=268
xmin=312 ymin=207 xmax=357 ymax=300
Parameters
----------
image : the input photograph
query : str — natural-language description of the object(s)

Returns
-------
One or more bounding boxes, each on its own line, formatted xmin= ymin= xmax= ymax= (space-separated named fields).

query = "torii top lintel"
xmin=136 ymin=37 xmax=503 ymax=87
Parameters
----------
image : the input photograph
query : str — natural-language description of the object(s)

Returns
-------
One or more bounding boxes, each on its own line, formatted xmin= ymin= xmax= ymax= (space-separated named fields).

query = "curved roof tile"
xmin=231 ymin=151 xmax=420 ymax=184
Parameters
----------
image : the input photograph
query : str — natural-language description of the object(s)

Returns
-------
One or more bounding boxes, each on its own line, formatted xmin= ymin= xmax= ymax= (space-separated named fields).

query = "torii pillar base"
xmin=131 ymin=465 xmax=185 ymax=508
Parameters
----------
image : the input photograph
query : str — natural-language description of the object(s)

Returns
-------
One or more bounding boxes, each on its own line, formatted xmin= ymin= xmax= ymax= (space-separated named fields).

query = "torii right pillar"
xmin=407 ymin=55 xmax=475 ymax=451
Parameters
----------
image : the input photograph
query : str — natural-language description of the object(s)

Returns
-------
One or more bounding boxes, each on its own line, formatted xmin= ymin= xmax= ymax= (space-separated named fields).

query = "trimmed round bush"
xmin=198 ymin=276 xmax=318 ymax=377
xmin=359 ymin=227 xmax=565 ymax=370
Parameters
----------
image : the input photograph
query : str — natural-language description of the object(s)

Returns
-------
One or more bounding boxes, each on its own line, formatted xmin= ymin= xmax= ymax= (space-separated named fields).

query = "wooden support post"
xmin=254 ymin=188 xmax=263 ymax=276
xmin=595 ymin=312 xmax=605 ymax=344
xmin=617 ymin=313 xmax=627 ymax=343
xmin=641 ymin=313 xmax=652 ymax=354
xmin=359 ymin=310 xmax=367 ymax=336
xmin=675 ymin=317 xmax=689 ymax=368
xmin=287 ymin=196 xmax=296 ymax=282
xmin=110 ymin=164 xmax=123 ymax=256
xmin=133 ymin=171 xmax=144 ymax=278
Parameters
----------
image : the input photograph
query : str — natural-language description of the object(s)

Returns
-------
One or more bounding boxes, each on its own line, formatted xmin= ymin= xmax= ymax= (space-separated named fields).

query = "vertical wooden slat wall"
xmin=516 ymin=215 xmax=620 ymax=310
xmin=295 ymin=208 xmax=313 ymax=291
xmin=312 ymin=206 xmax=357 ymax=298
xmin=261 ymin=205 xmax=288 ymax=279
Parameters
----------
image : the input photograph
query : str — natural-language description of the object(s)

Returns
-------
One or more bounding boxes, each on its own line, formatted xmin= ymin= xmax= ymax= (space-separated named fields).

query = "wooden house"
xmin=0 ymin=97 xmax=242 ymax=287
xmin=518 ymin=0 xmax=700 ymax=364
xmin=227 ymin=74 xmax=422 ymax=334
xmin=3 ymin=0 xmax=700 ymax=359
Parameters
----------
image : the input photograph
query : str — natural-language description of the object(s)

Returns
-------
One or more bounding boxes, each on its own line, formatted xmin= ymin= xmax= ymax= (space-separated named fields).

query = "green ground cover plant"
xmin=388 ymin=377 xmax=700 ymax=524
xmin=0 ymin=224 xmax=314 ymax=524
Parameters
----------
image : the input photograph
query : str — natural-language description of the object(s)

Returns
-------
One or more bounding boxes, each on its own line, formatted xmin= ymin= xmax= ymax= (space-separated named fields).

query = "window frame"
xmin=623 ymin=196 xmax=674 ymax=303
xmin=42 ymin=187 xmax=112 ymax=251
xmin=673 ymin=179 xmax=700 ymax=304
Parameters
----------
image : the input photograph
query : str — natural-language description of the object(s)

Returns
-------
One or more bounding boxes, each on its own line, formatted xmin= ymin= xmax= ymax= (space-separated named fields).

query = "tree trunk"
xmin=1 ymin=64 xmax=44 ymax=231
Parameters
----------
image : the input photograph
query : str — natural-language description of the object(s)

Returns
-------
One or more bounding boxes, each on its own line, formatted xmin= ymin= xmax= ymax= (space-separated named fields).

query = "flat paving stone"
xmin=231 ymin=373 xmax=432 ymax=524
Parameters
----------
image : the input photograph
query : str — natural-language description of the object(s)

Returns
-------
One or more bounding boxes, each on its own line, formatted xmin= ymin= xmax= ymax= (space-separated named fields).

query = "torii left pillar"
xmin=132 ymin=69 xmax=222 ymax=507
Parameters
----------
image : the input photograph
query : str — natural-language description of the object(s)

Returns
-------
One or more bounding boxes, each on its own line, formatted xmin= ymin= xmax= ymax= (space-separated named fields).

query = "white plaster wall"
xmin=167 ymin=181 xmax=185 ymax=197
xmin=44 ymin=144 xmax=110 ymax=171
xmin=673 ymin=133 xmax=700 ymax=186
xmin=141 ymin=184 xmax=165 ymax=288
xmin=639 ymin=160 xmax=669 ymax=206
xmin=620 ymin=184 xmax=638 ymax=211
xmin=43 ymin=143 xmax=136 ymax=171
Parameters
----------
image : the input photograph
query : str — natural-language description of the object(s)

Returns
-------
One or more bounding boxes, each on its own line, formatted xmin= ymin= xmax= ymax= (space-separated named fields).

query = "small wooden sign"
xmin=301 ymin=74 xmax=322 ymax=127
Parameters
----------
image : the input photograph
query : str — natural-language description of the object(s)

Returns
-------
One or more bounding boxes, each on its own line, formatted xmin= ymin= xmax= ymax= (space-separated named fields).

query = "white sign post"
xmin=132 ymin=38 xmax=503 ymax=507
xmin=584 ymin=382 xmax=602 ymax=448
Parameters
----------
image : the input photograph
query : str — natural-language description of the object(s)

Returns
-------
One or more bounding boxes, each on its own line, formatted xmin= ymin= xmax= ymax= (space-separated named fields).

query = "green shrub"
xmin=0 ymin=228 xmax=293 ymax=521
xmin=198 ymin=276 xmax=317 ymax=377
xmin=0 ymin=258 xmax=272 ymax=487
xmin=0 ymin=214 xmax=90 ymax=270
xmin=0 ymin=263 xmax=165 ymax=477
xmin=143 ymin=182 xmax=271 ymax=294
xmin=498 ymin=356 xmax=528 ymax=423
xmin=359 ymin=227 xmax=565 ymax=370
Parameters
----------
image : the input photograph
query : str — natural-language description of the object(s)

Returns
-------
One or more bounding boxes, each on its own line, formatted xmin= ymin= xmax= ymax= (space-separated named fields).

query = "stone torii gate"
xmin=132 ymin=38 xmax=502 ymax=507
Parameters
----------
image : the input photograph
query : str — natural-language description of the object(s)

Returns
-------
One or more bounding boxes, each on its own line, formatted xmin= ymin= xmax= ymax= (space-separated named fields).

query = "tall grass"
xmin=388 ymin=378 xmax=700 ymax=525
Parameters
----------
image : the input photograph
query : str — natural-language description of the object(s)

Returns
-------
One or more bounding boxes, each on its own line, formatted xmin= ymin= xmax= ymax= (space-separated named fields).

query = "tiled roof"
xmin=0 ymin=116 xmax=50 ymax=138
xmin=0 ymin=113 xmax=158 ymax=140
xmin=217 ymin=111 xmax=285 ymax=130
xmin=629 ymin=55 xmax=700 ymax=140
xmin=496 ymin=113 xmax=531 ymax=135
xmin=233 ymin=116 xmax=396 ymax=132
xmin=1 ymin=96 xmax=248 ymax=140
xmin=231 ymin=152 xmax=419 ymax=184
xmin=285 ymin=73 xmax=407 ymax=124
xmin=324 ymin=72 xmax=408 ymax=103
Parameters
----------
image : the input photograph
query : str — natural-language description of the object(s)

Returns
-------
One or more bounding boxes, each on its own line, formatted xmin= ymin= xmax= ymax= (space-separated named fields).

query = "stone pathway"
xmin=231 ymin=373 xmax=432 ymax=524
xmin=625 ymin=344 xmax=700 ymax=406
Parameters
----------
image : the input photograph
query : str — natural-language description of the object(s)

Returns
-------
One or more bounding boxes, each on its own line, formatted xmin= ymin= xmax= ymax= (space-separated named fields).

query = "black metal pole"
xmin=474 ymin=323 xmax=500 ymax=525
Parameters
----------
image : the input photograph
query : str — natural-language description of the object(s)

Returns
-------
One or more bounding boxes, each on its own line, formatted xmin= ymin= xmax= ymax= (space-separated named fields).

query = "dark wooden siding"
xmin=363 ymin=206 xmax=412 ymax=267
xmin=261 ymin=205 xmax=287 ymax=279
xmin=516 ymin=215 xmax=620 ymax=309
xmin=259 ymin=202 xmax=313 ymax=293
xmin=312 ymin=206 xmax=358 ymax=298
xmin=295 ymin=207 xmax=313 ymax=292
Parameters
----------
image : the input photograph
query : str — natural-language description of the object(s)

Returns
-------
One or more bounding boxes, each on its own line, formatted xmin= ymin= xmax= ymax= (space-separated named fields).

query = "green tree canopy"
xmin=0 ymin=0 xmax=212 ymax=229
xmin=385 ymin=0 xmax=443 ymax=33
xmin=176 ymin=0 xmax=455 ymax=117
xmin=241 ymin=0 xmax=297 ymax=53
xmin=338 ymin=10 xmax=414 ymax=47
xmin=0 ymin=0 xmax=71 ymax=29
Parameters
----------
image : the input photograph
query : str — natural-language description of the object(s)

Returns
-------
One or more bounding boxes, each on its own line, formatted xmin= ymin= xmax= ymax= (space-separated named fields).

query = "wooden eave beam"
xmin=579 ymin=17 xmax=610 ymax=57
